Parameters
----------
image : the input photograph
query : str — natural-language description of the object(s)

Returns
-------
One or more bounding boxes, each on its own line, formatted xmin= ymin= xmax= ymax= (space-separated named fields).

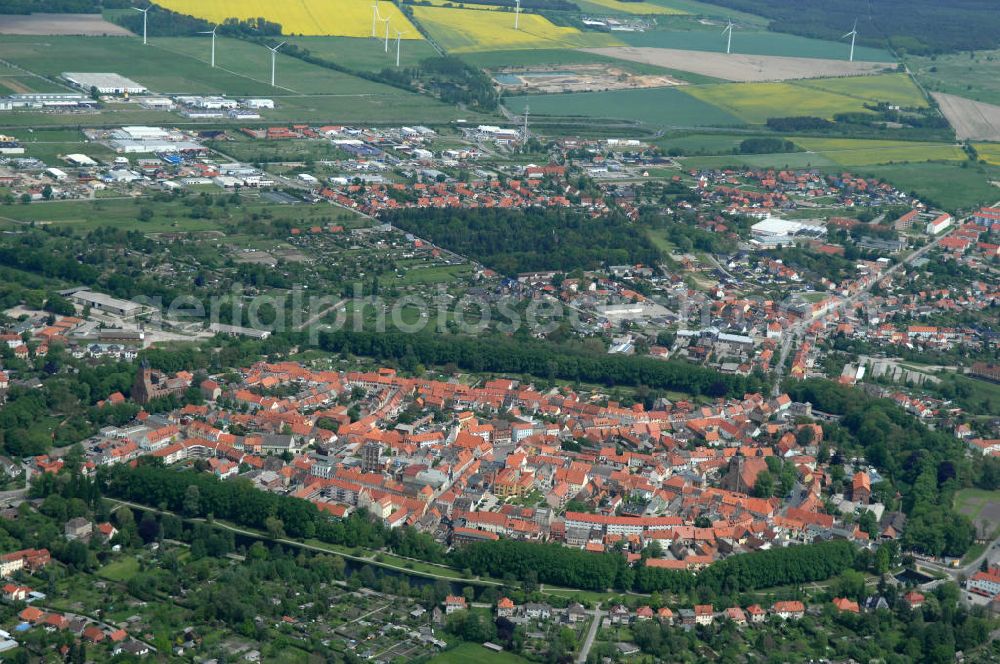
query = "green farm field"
xmin=0 ymin=35 xmax=276 ymax=96
xmin=0 ymin=35 xmax=468 ymax=126
xmin=504 ymin=86 xmax=742 ymax=127
xmin=855 ymin=162 xmax=1000 ymax=211
xmin=685 ymin=75 xmax=927 ymax=124
xmin=0 ymin=196 xmax=365 ymax=233
xmin=286 ymin=36 xmax=440 ymax=71
xmin=791 ymin=73 xmax=928 ymax=108
xmin=909 ymin=50 xmax=1000 ymax=106
xmin=682 ymin=152 xmax=837 ymax=170
xmin=794 ymin=138 xmax=965 ymax=166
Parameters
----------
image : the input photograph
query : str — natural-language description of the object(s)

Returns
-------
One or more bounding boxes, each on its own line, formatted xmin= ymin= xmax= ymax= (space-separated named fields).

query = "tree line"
xmin=318 ymin=329 xmax=762 ymax=398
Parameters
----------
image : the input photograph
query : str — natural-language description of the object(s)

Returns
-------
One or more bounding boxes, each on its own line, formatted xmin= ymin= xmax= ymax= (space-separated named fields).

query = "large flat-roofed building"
xmin=750 ymin=217 xmax=826 ymax=246
xmin=62 ymin=73 xmax=147 ymax=95
xmin=67 ymin=290 xmax=147 ymax=319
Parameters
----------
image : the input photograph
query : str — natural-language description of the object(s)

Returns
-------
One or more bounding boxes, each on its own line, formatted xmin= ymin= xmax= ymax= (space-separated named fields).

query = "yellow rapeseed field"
xmin=973 ymin=143 xmax=1000 ymax=166
xmin=794 ymin=138 xmax=967 ymax=166
xmin=412 ymin=5 xmax=620 ymax=52
xmin=156 ymin=0 xmax=422 ymax=39
xmin=577 ymin=0 xmax=688 ymax=16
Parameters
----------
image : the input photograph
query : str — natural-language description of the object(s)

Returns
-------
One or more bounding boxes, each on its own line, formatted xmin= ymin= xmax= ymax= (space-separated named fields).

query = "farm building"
xmin=66 ymin=289 xmax=147 ymax=319
xmin=62 ymin=73 xmax=147 ymax=95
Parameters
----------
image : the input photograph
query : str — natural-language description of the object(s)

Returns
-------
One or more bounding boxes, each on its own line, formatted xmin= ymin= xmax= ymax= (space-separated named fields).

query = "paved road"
xmin=919 ymin=532 xmax=1000 ymax=581
xmin=577 ymin=603 xmax=603 ymax=664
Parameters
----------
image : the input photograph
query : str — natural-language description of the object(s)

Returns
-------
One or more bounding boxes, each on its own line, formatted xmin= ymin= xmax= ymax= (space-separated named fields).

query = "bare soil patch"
xmin=0 ymin=13 xmax=133 ymax=36
xmin=493 ymin=64 xmax=683 ymax=93
xmin=582 ymin=47 xmax=894 ymax=82
xmin=933 ymin=92 xmax=1000 ymax=141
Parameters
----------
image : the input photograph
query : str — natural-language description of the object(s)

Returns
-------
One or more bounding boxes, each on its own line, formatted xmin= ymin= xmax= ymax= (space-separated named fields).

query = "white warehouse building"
xmin=62 ymin=73 xmax=147 ymax=95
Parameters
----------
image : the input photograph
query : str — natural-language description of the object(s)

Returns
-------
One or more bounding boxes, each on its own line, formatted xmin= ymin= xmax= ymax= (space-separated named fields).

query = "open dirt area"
xmin=0 ymin=13 xmax=133 ymax=36
xmin=493 ymin=64 xmax=682 ymax=93
xmin=582 ymin=47 xmax=894 ymax=82
xmin=933 ymin=92 xmax=1000 ymax=141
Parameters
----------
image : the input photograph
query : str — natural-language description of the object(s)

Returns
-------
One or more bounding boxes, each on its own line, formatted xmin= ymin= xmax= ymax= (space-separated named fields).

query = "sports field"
xmin=156 ymin=0 xmax=421 ymax=38
xmin=685 ymin=75 xmax=925 ymax=124
xmin=412 ymin=5 xmax=620 ymax=52
xmin=504 ymin=86 xmax=741 ymax=126
xmin=794 ymin=138 xmax=966 ymax=166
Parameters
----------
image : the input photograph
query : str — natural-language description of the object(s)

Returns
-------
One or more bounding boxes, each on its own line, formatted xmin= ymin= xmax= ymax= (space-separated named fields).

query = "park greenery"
xmin=786 ymin=379 xmax=976 ymax=557
xmin=386 ymin=207 xmax=661 ymax=275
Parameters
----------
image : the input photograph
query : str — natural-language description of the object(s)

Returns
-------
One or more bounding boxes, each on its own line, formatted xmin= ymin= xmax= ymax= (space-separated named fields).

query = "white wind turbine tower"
xmin=199 ymin=24 xmax=219 ymax=67
xmin=134 ymin=6 xmax=151 ymax=45
xmin=842 ymin=19 xmax=858 ymax=62
xmin=395 ymin=30 xmax=407 ymax=67
xmin=384 ymin=16 xmax=392 ymax=52
xmin=514 ymin=0 xmax=521 ymax=30
xmin=372 ymin=0 xmax=380 ymax=38
xmin=722 ymin=19 xmax=733 ymax=55
xmin=267 ymin=41 xmax=286 ymax=87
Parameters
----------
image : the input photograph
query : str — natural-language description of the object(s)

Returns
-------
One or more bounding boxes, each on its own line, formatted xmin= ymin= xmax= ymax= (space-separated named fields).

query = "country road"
xmin=577 ymin=603 xmax=603 ymax=664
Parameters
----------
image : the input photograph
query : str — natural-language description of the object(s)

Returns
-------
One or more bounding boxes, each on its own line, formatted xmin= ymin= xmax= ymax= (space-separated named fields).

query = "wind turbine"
xmin=384 ymin=16 xmax=391 ymax=52
xmin=199 ymin=24 xmax=219 ymax=67
xmin=842 ymin=19 xmax=858 ymax=62
xmin=722 ymin=19 xmax=733 ymax=55
xmin=372 ymin=0 xmax=380 ymax=38
xmin=514 ymin=0 xmax=521 ymax=30
xmin=133 ymin=6 xmax=151 ymax=45
xmin=267 ymin=41 xmax=285 ymax=87
xmin=395 ymin=30 xmax=407 ymax=67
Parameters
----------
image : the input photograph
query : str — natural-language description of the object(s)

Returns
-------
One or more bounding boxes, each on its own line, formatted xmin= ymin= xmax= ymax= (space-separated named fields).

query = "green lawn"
xmin=430 ymin=642 xmax=532 ymax=663
xmin=388 ymin=264 xmax=473 ymax=285
xmin=97 ymin=557 xmax=141 ymax=582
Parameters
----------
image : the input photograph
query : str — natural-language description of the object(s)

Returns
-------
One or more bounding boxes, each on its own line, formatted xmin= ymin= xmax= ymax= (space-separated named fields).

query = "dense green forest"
xmin=318 ymin=329 xmax=765 ymax=398
xmin=785 ymin=379 xmax=975 ymax=557
xmin=385 ymin=208 xmax=661 ymax=276
xmin=699 ymin=0 xmax=1000 ymax=54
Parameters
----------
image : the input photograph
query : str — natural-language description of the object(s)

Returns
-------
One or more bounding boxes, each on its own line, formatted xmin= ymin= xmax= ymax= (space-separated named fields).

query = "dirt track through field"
xmin=933 ymin=92 xmax=1000 ymax=142
xmin=582 ymin=46 xmax=894 ymax=82
xmin=0 ymin=13 xmax=133 ymax=36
